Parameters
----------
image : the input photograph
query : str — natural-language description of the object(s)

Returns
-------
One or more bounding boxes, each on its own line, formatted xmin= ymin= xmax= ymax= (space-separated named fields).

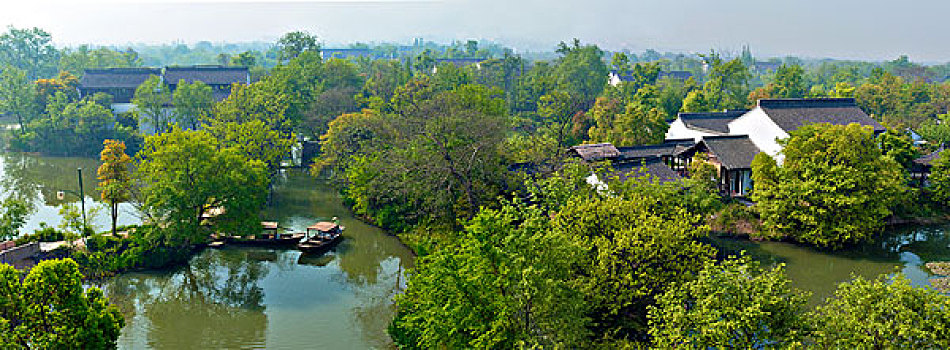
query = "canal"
xmin=2 ymin=152 xmax=949 ymax=347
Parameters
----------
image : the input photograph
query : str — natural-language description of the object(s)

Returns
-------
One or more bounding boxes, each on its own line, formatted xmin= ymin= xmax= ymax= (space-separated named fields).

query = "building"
xmin=676 ymin=135 xmax=761 ymax=196
xmin=78 ymin=68 xmax=162 ymax=113
xmin=665 ymin=110 xmax=748 ymax=140
xmin=608 ymin=70 xmax=694 ymax=86
xmin=163 ymin=66 xmax=250 ymax=101
xmin=79 ymin=65 xmax=250 ymax=114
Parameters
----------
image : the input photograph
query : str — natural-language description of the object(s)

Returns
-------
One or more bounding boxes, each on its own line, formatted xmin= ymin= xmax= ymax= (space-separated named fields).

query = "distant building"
xmin=78 ymin=68 xmax=162 ymax=113
xmin=79 ymin=65 xmax=250 ymax=114
xmin=608 ymin=70 xmax=693 ymax=86
xmin=163 ymin=66 xmax=250 ymax=101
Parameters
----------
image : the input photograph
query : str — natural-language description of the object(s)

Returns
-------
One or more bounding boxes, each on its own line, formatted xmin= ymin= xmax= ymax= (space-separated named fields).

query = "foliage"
xmin=12 ymin=91 xmax=139 ymax=156
xmin=751 ymin=123 xmax=906 ymax=248
xmin=0 ymin=259 xmax=123 ymax=349
xmin=553 ymin=192 xmax=717 ymax=340
xmin=391 ymin=202 xmax=589 ymax=349
xmin=683 ymin=53 xmax=751 ymax=112
xmin=0 ymin=65 xmax=37 ymax=133
xmin=810 ymin=274 xmax=950 ymax=348
xmin=135 ymin=127 xmax=268 ymax=245
xmin=877 ymin=127 xmax=919 ymax=170
xmin=0 ymin=26 xmax=59 ymax=80
xmin=0 ymin=196 xmax=32 ymax=241
xmin=648 ymin=257 xmax=809 ymax=349
xmin=59 ymin=45 xmax=141 ymax=76
xmin=171 ymin=80 xmax=213 ymax=129
xmin=587 ymin=96 xmax=667 ymax=146
xmin=276 ymin=31 xmax=319 ymax=62
xmin=132 ymin=75 xmax=172 ymax=134
xmin=14 ymin=223 xmax=72 ymax=245
xmin=553 ymin=39 xmax=607 ymax=108
xmin=97 ymin=139 xmax=133 ymax=236
xmin=928 ymin=150 xmax=950 ymax=206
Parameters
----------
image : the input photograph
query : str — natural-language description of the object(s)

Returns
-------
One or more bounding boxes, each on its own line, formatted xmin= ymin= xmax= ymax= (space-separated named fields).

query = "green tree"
xmin=171 ymin=80 xmax=213 ymax=130
xmin=878 ymin=127 xmax=919 ymax=170
xmin=132 ymin=75 xmax=172 ymax=134
xmin=0 ymin=65 xmax=36 ymax=134
xmin=0 ymin=196 xmax=32 ymax=241
xmin=687 ymin=53 xmax=751 ymax=112
xmin=772 ymin=63 xmax=807 ymax=98
xmin=811 ymin=274 xmax=950 ymax=348
xmin=751 ymin=123 xmax=906 ymax=248
xmin=554 ymin=193 xmax=716 ymax=340
xmin=390 ymin=202 xmax=589 ymax=348
xmin=554 ymin=39 xmax=608 ymax=108
xmin=230 ymin=50 xmax=257 ymax=67
xmin=97 ymin=139 xmax=132 ymax=236
xmin=59 ymin=45 xmax=140 ymax=76
xmin=135 ymin=127 xmax=268 ymax=245
xmin=276 ymin=31 xmax=319 ymax=62
xmin=0 ymin=26 xmax=60 ymax=80
xmin=648 ymin=257 xmax=809 ymax=349
xmin=928 ymin=150 xmax=950 ymax=206
xmin=0 ymin=259 xmax=124 ymax=349
xmin=587 ymin=97 xmax=667 ymax=146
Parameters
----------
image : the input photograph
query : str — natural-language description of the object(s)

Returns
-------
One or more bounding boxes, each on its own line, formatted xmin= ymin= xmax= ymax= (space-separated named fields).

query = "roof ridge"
xmin=758 ymin=98 xmax=856 ymax=108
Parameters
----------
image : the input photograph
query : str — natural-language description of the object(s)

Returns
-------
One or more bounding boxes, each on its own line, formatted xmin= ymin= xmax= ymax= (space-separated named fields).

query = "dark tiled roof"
xmin=701 ymin=135 xmax=762 ymax=170
xmin=658 ymin=71 xmax=693 ymax=80
xmin=164 ymin=66 xmax=248 ymax=86
xmin=758 ymin=98 xmax=885 ymax=133
xmin=80 ymin=68 xmax=161 ymax=88
xmin=569 ymin=143 xmax=621 ymax=162
xmin=618 ymin=139 xmax=695 ymax=160
xmin=678 ymin=110 xmax=748 ymax=134
xmin=914 ymin=148 xmax=942 ymax=166
xmin=612 ymin=157 xmax=682 ymax=183
xmin=435 ymin=58 xmax=487 ymax=67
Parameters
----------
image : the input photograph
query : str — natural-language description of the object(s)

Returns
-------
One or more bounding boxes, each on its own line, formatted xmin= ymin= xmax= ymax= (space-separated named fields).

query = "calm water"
xmin=5 ymin=152 xmax=950 ymax=346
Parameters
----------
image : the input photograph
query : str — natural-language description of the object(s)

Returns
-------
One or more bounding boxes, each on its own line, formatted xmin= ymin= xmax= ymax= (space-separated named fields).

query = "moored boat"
xmin=225 ymin=221 xmax=305 ymax=247
xmin=297 ymin=221 xmax=344 ymax=254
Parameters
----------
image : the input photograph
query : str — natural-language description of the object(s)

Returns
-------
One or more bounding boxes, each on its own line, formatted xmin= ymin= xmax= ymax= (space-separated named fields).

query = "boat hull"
xmin=297 ymin=234 xmax=343 ymax=255
xmin=225 ymin=234 xmax=304 ymax=247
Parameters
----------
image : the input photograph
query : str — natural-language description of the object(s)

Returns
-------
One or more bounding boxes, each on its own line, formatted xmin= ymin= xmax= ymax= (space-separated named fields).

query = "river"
xmin=2 ymin=152 xmax=949 ymax=347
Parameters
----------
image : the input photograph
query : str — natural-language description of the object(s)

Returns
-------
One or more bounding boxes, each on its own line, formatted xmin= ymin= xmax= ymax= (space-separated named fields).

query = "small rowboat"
xmin=297 ymin=221 xmax=344 ymax=254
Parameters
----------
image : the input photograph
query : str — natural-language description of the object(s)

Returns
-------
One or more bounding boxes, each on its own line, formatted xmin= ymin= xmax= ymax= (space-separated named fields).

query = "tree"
xmin=553 ymin=40 xmax=608 ymax=108
xmin=928 ymin=150 xmax=950 ymax=206
xmin=390 ymin=202 xmax=590 ymax=348
xmin=0 ymin=196 xmax=32 ymax=241
xmin=135 ymin=127 xmax=268 ymax=245
xmin=772 ymin=63 xmax=807 ymax=98
xmin=751 ymin=123 xmax=906 ymax=248
xmin=0 ymin=26 xmax=60 ymax=80
xmin=230 ymin=50 xmax=257 ymax=67
xmin=276 ymin=31 xmax=319 ymax=62
xmin=171 ymin=80 xmax=213 ymax=130
xmin=0 ymin=65 xmax=36 ymax=133
xmin=877 ymin=127 xmax=919 ymax=170
xmin=687 ymin=53 xmax=751 ymax=112
xmin=811 ymin=274 xmax=950 ymax=348
xmin=553 ymin=193 xmax=716 ymax=340
xmin=587 ymin=97 xmax=667 ymax=146
xmin=648 ymin=257 xmax=809 ymax=349
xmin=97 ymin=140 xmax=132 ymax=236
xmin=132 ymin=75 xmax=172 ymax=134
xmin=0 ymin=259 xmax=124 ymax=349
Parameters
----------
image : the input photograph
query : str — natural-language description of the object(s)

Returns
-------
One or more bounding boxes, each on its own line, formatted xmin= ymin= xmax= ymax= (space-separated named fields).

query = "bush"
xmin=14 ymin=223 xmax=74 ymax=244
xmin=710 ymin=203 xmax=765 ymax=238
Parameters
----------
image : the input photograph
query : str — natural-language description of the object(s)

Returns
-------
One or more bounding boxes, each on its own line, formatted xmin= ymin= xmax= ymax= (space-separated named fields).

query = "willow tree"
xmin=97 ymin=139 xmax=132 ymax=236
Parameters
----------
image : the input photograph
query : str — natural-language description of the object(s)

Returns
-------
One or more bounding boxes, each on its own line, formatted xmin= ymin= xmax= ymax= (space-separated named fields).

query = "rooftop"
xmin=164 ymin=66 xmax=249 ymax=86
xmin=617 ymin=139 xmax=694 ymax=160
xmin=678 ymin=110 xmax=748 ymax=134
xmin=612 ymin=157 xmax=682 ymax=184
xmin=568 ymin=143 xmax=621 ymax=162
xmin=699 ymin=135 xmax=763 ymax=170
xmin=757 ymin=98 xmax=885 ymax=133
xmin=80 ymin=68 xmax=162 ymax=88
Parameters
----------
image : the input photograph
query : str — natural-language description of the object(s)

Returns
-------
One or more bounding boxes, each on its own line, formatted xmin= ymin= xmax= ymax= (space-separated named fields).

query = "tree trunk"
xmin=111 ymin=200 xmax=118 ymax=236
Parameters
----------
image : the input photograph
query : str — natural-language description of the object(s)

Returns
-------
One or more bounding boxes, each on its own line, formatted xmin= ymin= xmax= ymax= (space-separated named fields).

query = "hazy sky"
xmin=1 ymin=0 xmax=948 ymax=62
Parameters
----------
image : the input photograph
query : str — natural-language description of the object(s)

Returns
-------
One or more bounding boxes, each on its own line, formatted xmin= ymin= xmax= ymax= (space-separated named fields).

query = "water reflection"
xmin=711 ymin=225 xmax=950 ymax=306
xmin=97 ymin=170 xmax=414 ymax=349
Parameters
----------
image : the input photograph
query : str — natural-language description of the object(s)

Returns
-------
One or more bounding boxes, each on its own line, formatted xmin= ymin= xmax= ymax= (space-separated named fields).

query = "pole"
xmin=77 ymin=168 xmax=86 ymax=237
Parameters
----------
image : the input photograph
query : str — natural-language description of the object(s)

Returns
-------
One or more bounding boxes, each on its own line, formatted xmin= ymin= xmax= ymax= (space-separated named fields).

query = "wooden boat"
xmin=297 ymin=221 xmax=344 ymax=254
xmin=225 ymin=221 xmax=305 ymax=247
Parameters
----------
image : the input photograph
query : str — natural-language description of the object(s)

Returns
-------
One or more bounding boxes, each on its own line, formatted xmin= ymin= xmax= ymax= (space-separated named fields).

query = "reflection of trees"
xmin=101 ymin=248 xmax=271 ymax=349
xmin=0 ymin=153 xmax=102 ymax=205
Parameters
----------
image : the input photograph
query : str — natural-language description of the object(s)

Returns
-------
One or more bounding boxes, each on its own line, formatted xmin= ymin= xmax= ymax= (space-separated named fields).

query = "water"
xmin=0 ymin=152 xmax=413 ymax=349
xmin=5 ymin=152 xmax=950 ymax=346
xmin=710 ymin=224 xmax=950 ymax=306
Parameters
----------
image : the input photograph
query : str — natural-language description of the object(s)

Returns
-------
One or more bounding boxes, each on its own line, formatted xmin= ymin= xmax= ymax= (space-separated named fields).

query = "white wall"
xmin=665 ymin=118 xmax=719 ymax=141
xmin=727 ymin=107 xmax=789 ymax=162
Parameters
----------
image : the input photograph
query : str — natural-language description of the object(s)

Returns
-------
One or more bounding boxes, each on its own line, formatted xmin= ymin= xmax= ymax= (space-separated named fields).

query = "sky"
xmin=1 ymin=0 xmax=948 ymax=62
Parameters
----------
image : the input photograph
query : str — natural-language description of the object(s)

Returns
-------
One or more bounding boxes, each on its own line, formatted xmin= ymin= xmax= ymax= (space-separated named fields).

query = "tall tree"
xmin=554 ymin=39 xmax=608 ymax=109
xmin=171 ymin=80 xmax=213 ymax=130
xmin=0 ymin=196 xmax=32 ymax=241
xmin=751 ymin=123 xmax=906 ymax=248
xmin=0 ymin=65 xmax=36 ymax=133
xmin=0 ymin=26 xmax=59 ymax=80
xmin=132 ymin=75 xmax=172 ymax=134
xmin=97 ymin=139 xmax=132 ymax=236
xmin=276 ymin=31 xmax=319 ymax=62
xmin=0 ymin=259 xmax=124 ymax=349
xmin=135 ymin=127 xmax=268 ymax=244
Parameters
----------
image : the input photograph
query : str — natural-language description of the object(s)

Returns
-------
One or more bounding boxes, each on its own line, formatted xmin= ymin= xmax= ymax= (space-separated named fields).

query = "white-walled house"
xmin=665 ymin=110 xmax=747 ymax=141
xmin=727 ymin=98 xmax=885 ymax=162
